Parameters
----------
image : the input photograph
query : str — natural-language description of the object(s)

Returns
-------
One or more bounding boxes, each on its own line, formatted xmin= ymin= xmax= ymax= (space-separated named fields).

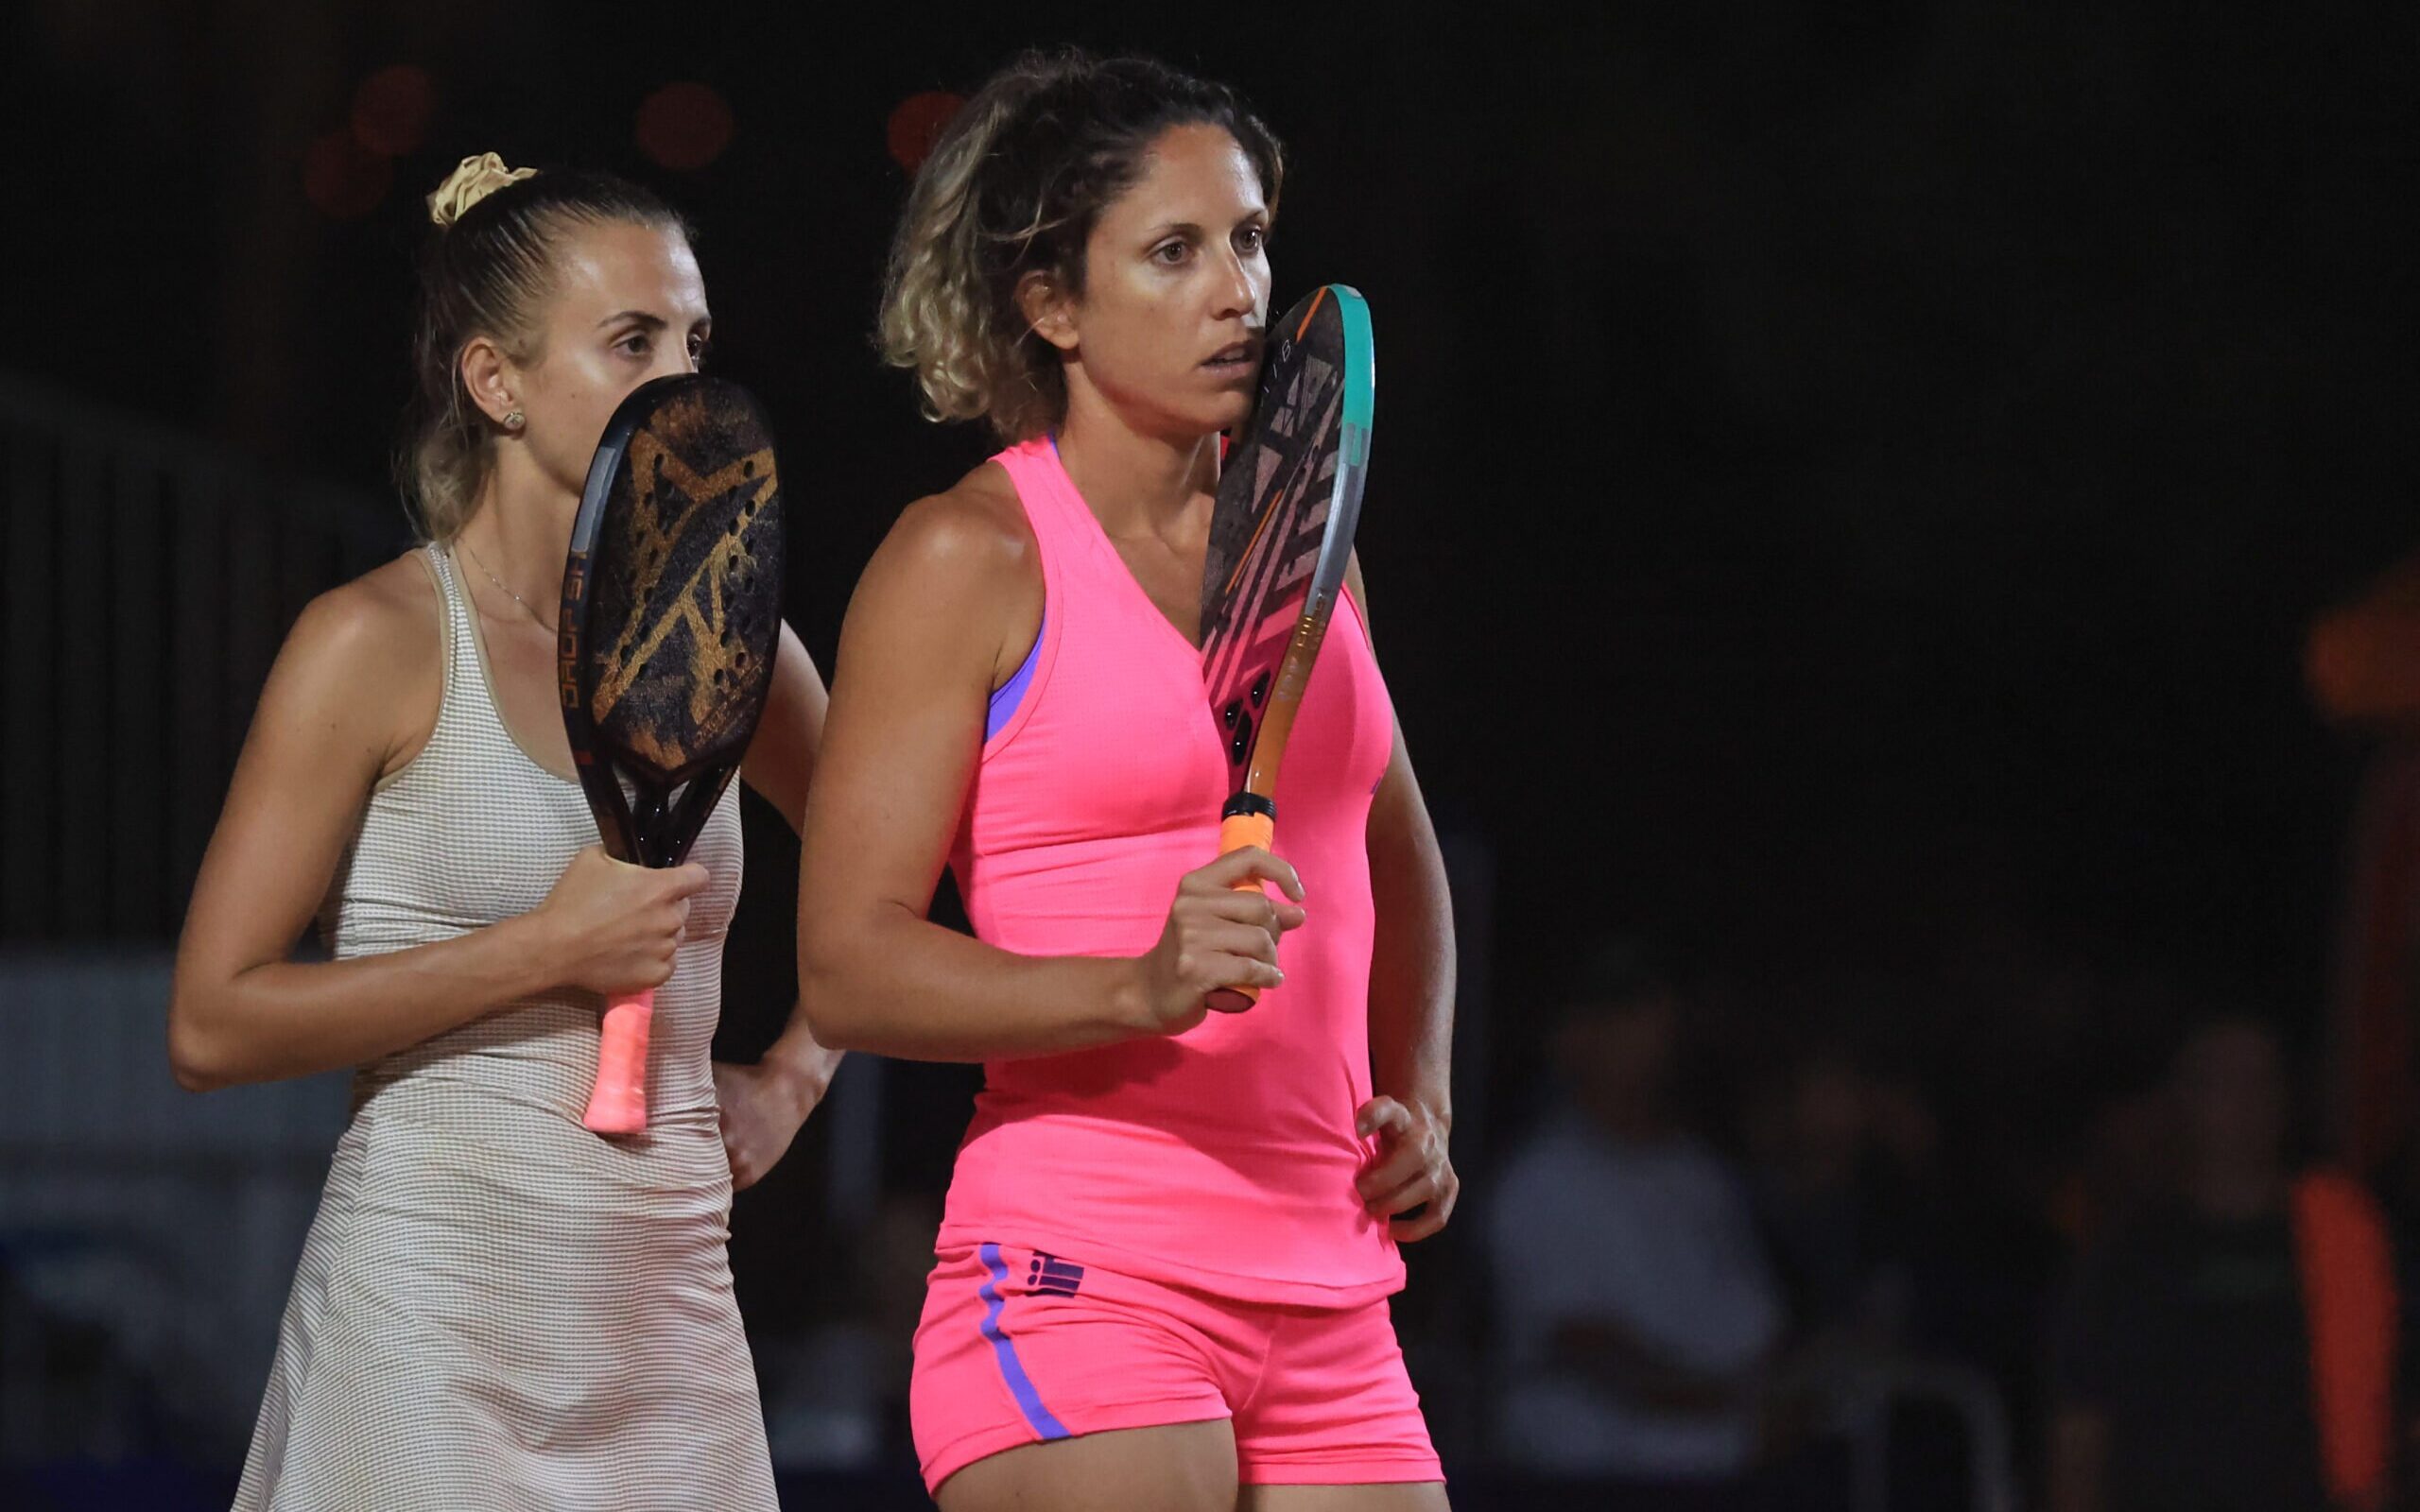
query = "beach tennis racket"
xmin=560 ymin=372 xmax=786 ymax=1134
xmin=1199 ymin=284 xmax=1375 ymax=1012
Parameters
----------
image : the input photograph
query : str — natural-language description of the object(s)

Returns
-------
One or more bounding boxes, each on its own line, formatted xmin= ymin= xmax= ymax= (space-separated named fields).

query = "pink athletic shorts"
xmin=909 ymin=1242 xmax=1443 ymax=1494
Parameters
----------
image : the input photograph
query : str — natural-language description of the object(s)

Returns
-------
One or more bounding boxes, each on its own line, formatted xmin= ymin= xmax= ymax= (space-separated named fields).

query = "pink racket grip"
xmin=582 ymin=988 xmax=654 ymax=1135
xmin=1204 ymin=810 xmax=1276 ymax=1013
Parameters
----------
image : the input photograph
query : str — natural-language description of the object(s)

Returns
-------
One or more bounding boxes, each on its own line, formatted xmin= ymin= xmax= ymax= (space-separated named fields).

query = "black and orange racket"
xmin=560 ymin=373 xmax=785 ymax=1134
xmin=1199 ymin=284 xmax=1375 ymax=1012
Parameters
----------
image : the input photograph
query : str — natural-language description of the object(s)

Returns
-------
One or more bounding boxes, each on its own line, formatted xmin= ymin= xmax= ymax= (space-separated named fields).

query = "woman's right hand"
xmin=1126 ymin=847 xmax=1308 ymax=1036
xmin=536 ymin=845 xmax=711 ymax=999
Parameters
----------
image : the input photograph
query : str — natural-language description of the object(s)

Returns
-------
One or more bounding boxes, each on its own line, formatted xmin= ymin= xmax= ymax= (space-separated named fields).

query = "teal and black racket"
xmin=1198 ymin=285 xmax=1375 ymax=1012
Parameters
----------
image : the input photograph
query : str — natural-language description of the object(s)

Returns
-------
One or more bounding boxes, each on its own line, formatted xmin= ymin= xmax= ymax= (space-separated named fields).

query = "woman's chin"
xmin=1201 ymin=390 xmax=1256 ymax=437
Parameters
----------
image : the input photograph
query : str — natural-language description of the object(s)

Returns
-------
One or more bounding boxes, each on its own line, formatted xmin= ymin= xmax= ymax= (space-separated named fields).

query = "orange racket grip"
xmin=1219 ymin=810 xmax=1275 ymax=884
xmin=1206 ymin=810 xmax=1277 ymax=1012
xmin=583 ymin=988 xmax=654 ymax=1135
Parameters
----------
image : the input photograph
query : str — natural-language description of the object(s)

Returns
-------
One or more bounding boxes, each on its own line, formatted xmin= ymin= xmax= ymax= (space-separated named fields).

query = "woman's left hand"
xmin=714 ymin=1050 xmax=835 ymax=1191
xmin=1355 ymin=1094 xmax=1459 ymax=1243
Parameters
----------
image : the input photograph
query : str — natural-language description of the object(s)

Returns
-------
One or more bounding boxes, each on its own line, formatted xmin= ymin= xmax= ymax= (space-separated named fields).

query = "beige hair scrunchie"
xmin=427 ymin=152 xmax=538 ymax=229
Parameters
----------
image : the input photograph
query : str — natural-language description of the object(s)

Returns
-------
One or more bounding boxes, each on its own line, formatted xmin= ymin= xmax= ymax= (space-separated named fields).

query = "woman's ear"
xmin=458 ymin=335 xmax=521 ymax=426
xmin=1017 ymin=270 xmax=1080 ymax=354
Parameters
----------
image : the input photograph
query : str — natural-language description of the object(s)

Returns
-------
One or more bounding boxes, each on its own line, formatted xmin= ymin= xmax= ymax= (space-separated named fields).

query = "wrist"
xmin=1390 ymin=1084 xmax=1453 ymax=1130
xmin=1104 ymin=956 xmax=1155 ymax=1038
xmin=501 ymin=907 xmax=573 ymax=997
xmin=764 ymin=1028 xmax=839 ymax=1103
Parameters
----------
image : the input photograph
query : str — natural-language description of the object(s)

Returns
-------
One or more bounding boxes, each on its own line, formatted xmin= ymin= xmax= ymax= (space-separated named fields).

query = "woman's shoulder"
xmin=292 ymin=549 xmax=444 ymax=669
xmin=893 ymin=459 xmax=1032 ymax=562
xmin=868 ymin=459 xmax=1040 ymax=605
xmin=268 ymin=550 xmax=446 ymax=754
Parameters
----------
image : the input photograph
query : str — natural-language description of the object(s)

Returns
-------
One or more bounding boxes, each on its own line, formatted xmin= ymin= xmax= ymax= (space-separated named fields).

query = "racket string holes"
xmin=1221 ymin=699 xmax=1254 ymax=765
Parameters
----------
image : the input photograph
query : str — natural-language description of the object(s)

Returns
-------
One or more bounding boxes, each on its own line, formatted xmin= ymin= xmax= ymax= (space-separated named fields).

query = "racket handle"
xmin=1206 ymin=808 xmax=1277 ymax=1012
xmin=583 ymin=988 xmax=654 ymax=1135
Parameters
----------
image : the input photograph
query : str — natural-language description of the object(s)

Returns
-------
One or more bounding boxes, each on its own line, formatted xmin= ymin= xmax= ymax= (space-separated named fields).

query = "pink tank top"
xmin=937 ymin=437 xmax=1404 ymax=1305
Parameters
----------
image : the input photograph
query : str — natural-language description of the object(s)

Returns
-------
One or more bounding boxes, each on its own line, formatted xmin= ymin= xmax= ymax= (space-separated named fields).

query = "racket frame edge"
xmin=1227 ymin=284 xmax=1376 ymax=811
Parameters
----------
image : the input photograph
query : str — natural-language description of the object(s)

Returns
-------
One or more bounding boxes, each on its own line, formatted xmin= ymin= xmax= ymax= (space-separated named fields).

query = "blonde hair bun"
xmin=427 ymin=152 xmax=538 ymax=229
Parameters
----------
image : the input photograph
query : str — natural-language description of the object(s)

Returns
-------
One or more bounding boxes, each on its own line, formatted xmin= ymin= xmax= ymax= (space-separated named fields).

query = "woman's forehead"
xmin=548 ymin=221 xmax=706 ymax=314
xmin=1107 ymin=126 xmax=1264 ymax=221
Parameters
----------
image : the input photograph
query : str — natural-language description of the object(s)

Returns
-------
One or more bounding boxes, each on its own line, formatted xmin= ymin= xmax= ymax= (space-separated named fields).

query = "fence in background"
xmin=0 ymin=373 xmax=402 ymax=943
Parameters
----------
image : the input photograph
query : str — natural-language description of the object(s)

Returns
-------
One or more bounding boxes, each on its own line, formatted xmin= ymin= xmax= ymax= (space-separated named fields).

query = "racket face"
xmin=1199 ymin=285 xmax=1375 ymax=797
xmin=560 ymin=372 xmax=786 ymax=866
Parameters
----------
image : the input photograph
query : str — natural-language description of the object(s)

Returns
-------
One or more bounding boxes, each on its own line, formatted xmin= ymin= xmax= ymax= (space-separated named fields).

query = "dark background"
xmin=0 ymin=2 xmax=2411 ymax=1506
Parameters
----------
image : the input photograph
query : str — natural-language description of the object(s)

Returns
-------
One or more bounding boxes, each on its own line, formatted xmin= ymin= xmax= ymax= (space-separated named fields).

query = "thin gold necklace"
xmin=458 ymin=537 xmax=558 ymax=635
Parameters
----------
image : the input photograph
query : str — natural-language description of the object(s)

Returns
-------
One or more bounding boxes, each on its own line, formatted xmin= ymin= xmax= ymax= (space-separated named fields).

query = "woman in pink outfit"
xmin=798 ymin=50 xmax=1459 ymax=1512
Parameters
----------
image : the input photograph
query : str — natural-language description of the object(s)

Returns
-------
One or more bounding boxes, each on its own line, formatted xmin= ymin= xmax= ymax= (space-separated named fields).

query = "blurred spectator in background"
xmin=1485 ymin=939 xmax=1783 ymax=1484
xmin=2048 ymin=1015 xmax=2398 ymax=1512
xmin=1741 ymin=1040 xmax=1934 ymax=1359
xmin=2305 ymin=555 xmax=2420 ymax=1205
xmin=2048 ymin=1080 xmax=2179 ymax=1253
xmin=761 ymin=1190 xmax=940 ymax=1473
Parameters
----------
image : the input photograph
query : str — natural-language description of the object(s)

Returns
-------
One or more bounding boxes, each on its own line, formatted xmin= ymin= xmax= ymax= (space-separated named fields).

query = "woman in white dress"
xmin=167 ymin=152 xmax=837 ymax=1512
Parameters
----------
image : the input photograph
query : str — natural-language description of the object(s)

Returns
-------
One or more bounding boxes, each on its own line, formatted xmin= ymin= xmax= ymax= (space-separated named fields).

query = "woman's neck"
xmin=454 ymin=460 xmax=575 ymax=624
xmin=1054 ymin=387 xmax=1219 ymax=544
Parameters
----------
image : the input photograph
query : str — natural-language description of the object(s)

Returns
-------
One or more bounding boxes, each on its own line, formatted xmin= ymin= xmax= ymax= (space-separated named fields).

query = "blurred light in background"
xmin=636 ymin=81 xmax=735 ymax=171
xmin=349 ymin=64 xmax=437 ymax=158
xmin=301 ymin=130 xmax=390 ymax=220
xmin=886 ymin=91 xmax=963 ymax=173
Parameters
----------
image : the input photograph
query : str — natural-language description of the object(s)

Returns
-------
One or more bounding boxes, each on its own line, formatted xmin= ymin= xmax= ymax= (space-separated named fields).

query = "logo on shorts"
xmin=1028 ymin=1252 xmax=1085 ymax=1297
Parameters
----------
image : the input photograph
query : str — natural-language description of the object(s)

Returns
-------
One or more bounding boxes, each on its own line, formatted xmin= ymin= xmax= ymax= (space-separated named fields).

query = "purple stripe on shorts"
xmin=977 ymin=1242 xmax=1070 ymax=1440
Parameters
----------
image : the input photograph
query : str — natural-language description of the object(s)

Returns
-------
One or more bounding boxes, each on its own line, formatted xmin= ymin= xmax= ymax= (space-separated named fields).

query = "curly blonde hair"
xmin=876 ymin=50 xmax=1284 ymax=442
